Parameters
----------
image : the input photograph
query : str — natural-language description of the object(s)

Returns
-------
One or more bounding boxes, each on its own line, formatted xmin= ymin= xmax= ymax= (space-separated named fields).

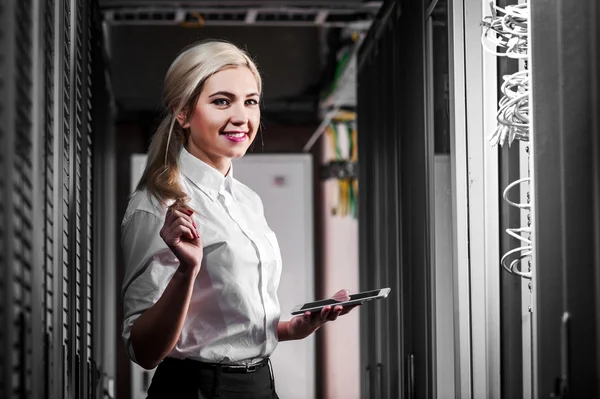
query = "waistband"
xmin=163 ymin=357 xmax=270 ymax=374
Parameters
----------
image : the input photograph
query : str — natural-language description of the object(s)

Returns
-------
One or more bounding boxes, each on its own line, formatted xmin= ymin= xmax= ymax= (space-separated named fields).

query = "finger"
xmin=328 ymin=308 xmax=343 ymax=321
xmin=162 ymin=218 xmax=196 ymax=242
xmin=320 ymin=306 xmax=332 ymax=321
xmin=165 ymin=206 xmax=182 ymax=224
xmin=329 ymin=305 xmax=344 ymax=319
xmin=167 ymin=202 xmax=195 ymax=221
xmin=167 ymin=208 xmax=194 ymax=227
xmin=173 ymin=225 xmax=196 ymax=242
xmin=164 ymin=208 xmax=179 ymax=227
xmin=165 ymin=215 xmax=198 ymax=239
xmin=166 ymin=209 xmax=200 ymax=238
xmin=164 ymin=225 xmax=197 ymax=245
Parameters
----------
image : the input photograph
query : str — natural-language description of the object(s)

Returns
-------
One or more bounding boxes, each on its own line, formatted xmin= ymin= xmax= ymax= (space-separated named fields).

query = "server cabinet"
xmin=495 ymin=2 xmax=527 ymax=399
xmin=1 ymin=0 xmax=37 ymax=398
xmin=357 ymin=1 xmax=433 ymax=398
xmin=530 ymin=0 xmax=600 ymax=397
xmin=0 ymin=1 xmax=112 ymax=398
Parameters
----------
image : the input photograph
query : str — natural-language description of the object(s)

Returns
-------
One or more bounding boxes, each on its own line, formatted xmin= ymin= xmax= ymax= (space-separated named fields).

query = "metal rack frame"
xmin=101 ymin=3 xmax=381 ymax=27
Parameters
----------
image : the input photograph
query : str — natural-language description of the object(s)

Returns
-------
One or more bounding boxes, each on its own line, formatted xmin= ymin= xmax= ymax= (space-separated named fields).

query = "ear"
xmin=175 ymin=108 xmax=190 ymax=129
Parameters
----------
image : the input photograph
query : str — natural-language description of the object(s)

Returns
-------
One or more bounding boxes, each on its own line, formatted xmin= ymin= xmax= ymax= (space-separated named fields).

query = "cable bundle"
xmin=482 ymin=3 xmax=530 ymax=147
xmin=500 ymin=178 xmax=532 ymax=279
xmin=481 ymin=3 xmax=528 ymax=59
xmin=324 ymin=119 xmax=358 ymax=218
xmin=489 ymin=70 xmax=529 ymax=146
xmin=482 ymin=1 xmax=533 ymax=280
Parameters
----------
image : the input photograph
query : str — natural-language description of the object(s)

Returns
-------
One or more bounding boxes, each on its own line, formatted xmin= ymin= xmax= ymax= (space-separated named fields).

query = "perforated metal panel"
xmin=83 ymin=3 xmax=96 ymax=398
xmin=43 ymin=0 xmax=57 ymax=397
xmin=61 ymin=1 xmax=72 ymax=396
xmin=0 ymin=1 xmax=7 ymax=397
xmin=74 ymin=2 xmax=85 ymax=396
xmin=0 ymin=0 xmax=108 ymax=398
xmin=13 ymin=1 xmax=35 ymax=398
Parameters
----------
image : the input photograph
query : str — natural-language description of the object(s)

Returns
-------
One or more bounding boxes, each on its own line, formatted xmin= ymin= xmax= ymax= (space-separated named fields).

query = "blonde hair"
xmin=136 ymin=40 xmax=262 ymax=205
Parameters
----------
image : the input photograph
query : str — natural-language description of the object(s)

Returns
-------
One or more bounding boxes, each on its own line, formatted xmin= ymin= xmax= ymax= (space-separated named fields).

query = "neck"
xmin=185 ymin=144 xmax=231 ymax=176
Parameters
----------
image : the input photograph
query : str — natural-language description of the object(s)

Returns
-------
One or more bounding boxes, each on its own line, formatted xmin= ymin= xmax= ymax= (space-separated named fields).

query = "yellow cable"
xmin=326 ymin=125 xmax=336 ymax=161
xmin=178 ymin=11 xmax=205 ymax=28
xmin=332 ymin=110 xmax=357 ymax=123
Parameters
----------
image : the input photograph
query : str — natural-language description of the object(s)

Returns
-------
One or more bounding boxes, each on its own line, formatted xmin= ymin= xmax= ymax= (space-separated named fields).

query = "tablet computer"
xmin=291 ymin=288 xmax=391 ymax=315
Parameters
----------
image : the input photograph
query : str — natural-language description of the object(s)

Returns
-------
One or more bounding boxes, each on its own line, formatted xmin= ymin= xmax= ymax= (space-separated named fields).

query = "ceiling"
xmin=99 ymin=0 xmax=379 ymax=8
xmin=107 ymin=25 xmax=324 ymax=114
xmin=99 ymin=0 xmax=382 ymax=27
xmin=102 ymin=0 xmax=379 ymax=125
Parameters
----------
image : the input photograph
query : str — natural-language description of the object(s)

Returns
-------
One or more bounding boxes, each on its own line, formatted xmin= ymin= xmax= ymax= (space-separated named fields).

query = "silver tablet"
xmin=291 ymin=288 xmax=391 ymax=315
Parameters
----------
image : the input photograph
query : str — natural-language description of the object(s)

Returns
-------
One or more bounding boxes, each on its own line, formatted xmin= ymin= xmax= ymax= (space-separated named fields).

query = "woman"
xmin=121 ymin=40 xmax=355 ymax=398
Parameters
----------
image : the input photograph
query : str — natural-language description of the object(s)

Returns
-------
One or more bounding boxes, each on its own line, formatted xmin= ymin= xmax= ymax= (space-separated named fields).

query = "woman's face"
xmin=180 ymin=66 xmax=260 ymax=174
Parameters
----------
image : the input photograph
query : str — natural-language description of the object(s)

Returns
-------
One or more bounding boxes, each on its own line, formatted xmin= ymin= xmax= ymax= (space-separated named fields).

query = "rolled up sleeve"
xmin=121 ymin=210 xmax=180 ymax=363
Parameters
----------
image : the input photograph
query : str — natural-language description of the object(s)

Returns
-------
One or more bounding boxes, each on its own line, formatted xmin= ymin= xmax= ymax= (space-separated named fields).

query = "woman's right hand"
xmin=159 ymin=205 xmax=203 ymax=275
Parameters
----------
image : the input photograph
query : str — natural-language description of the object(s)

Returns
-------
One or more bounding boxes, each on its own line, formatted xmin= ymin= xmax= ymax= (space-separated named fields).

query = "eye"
xmin=212 ymin=98 xmax=230 ymax=106
xmin=246 ymin=99 xmax=259 ymax=106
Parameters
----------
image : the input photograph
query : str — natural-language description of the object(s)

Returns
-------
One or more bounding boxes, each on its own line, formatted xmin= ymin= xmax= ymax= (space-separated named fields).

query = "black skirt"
xmin=146 ymin=357 xmax=279 ymax=399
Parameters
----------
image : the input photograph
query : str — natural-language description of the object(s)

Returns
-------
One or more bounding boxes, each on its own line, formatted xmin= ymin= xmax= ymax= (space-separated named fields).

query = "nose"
xmin=229 ymin=102 xmax=249 ymax=126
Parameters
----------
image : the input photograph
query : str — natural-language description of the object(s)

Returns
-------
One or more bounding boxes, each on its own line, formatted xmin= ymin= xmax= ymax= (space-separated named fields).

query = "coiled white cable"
xmin=506 ymin=226 xmax=532 ymax=245
xmin=503 ymin=177 xmax=531 ymax=209
xmin=481 ymin=3 xmax=529 ymax=59
xmin=502 ymin=178 xmax=533 ymax=278
xmin=483 ymin=2 xmax=530 ymax=147
xmin=501 ymin=246 xmax=532 ymax=279
xmin=482 ymin=1 xmax=533 ymax=279
xmin=488 ymin=70 xmax=530 ymax=146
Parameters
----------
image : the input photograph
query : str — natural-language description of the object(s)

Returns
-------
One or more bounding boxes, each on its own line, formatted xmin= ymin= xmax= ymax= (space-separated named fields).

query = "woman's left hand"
xmin=287 ymin=289 xmax=358 ymax=340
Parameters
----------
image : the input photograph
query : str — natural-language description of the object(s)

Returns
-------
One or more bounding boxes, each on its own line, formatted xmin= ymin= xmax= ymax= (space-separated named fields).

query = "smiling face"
xmin=178 ymin=66 xmax=261 ymax=175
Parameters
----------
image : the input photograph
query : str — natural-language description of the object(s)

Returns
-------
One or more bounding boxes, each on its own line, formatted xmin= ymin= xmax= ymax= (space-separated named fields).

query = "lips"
xmin=221 ymin=131 xmax=248 ymax=142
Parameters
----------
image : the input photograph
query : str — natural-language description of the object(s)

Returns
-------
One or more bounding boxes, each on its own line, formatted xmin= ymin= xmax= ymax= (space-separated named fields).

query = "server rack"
xmin=492 ymin=1 xmax=528 ymax=398
xmin=0 ymin=1 xmax=114 ymax=398
xmin=357 ymin=1 xmax=433 ymax=398
xmin=531 ymin=0 xmax=600 ymax=397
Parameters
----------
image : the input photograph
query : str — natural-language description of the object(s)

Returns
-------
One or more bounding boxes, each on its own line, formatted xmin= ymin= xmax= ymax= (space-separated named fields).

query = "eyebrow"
xmin=208 ymin=91 xmax=260 ymax=98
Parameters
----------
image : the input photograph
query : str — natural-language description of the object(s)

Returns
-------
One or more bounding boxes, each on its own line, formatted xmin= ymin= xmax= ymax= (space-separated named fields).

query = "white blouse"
xmin=121 ymin=147 xmax=282 ymax=366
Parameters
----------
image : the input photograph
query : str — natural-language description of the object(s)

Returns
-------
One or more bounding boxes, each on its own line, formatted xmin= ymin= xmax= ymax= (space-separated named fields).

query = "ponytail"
xmin=135 ymin=114 xmax=190 ymax=205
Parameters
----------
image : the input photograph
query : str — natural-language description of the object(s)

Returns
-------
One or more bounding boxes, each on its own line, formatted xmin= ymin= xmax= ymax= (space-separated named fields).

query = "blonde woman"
xmin=121 ymin=40 xmax=355 ymax=398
